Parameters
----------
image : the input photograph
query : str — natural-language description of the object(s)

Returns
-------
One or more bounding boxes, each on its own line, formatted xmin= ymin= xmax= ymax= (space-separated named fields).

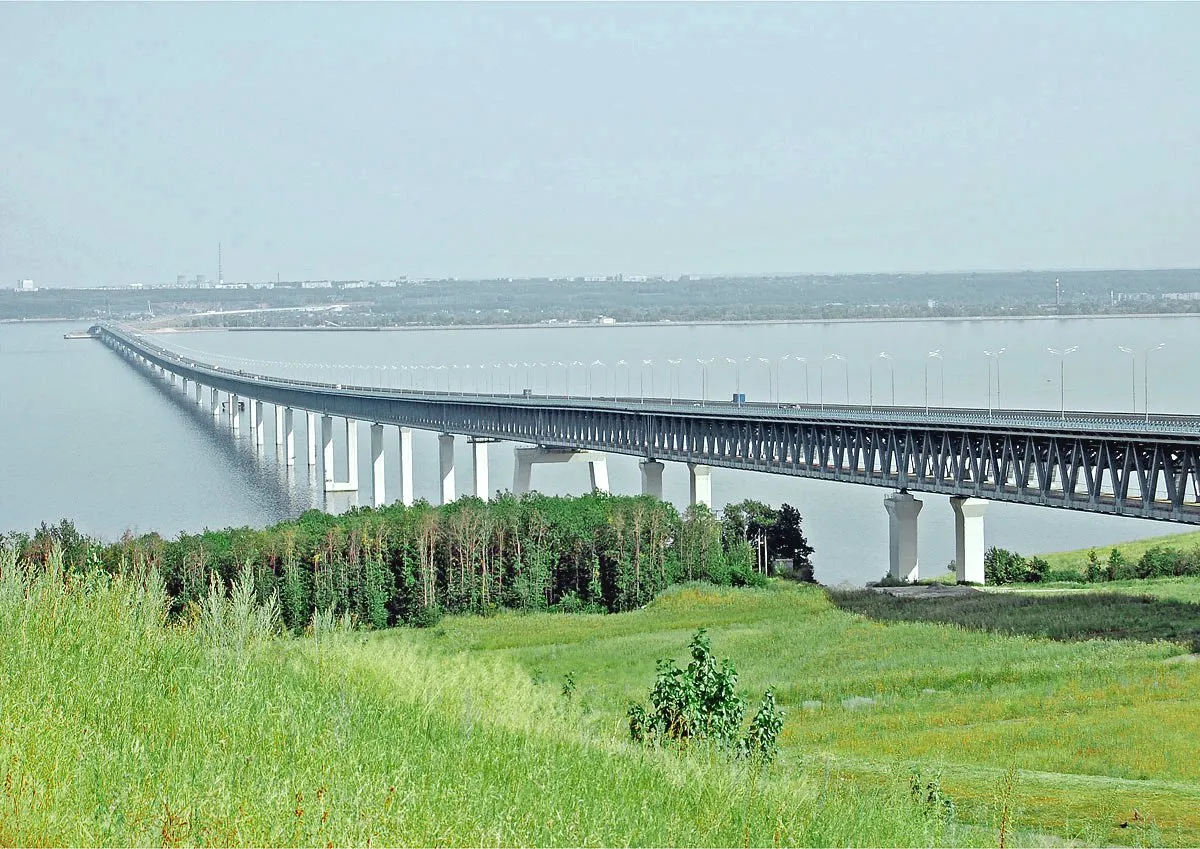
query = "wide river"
xmin=3 ymin=315 xmax=1197 ymax=585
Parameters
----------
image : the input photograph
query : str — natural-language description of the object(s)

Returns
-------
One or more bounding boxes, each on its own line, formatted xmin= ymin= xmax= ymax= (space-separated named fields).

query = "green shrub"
xmin=627 ymin=629 xmax=783 ymax=766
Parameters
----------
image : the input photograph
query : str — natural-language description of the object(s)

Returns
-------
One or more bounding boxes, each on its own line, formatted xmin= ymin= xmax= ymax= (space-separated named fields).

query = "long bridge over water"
xmin=94 ymin=324 xmax=1200 ymax=584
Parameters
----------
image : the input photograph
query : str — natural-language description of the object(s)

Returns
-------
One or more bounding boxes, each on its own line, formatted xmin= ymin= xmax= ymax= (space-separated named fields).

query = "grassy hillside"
xmin=1037 ymin=530 xmax=1200 ymax=576
xmin=388 ymin=581 xmax=1200 ymax=847
xmin=0 ymin=555 xmax=960 ymax=847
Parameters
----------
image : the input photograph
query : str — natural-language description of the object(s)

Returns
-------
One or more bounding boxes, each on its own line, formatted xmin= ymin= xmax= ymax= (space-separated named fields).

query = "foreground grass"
xmin=392 ymin=581 xmax=1200 ymax=847
xmin=0 ymin=561 xmax=958 ymax=847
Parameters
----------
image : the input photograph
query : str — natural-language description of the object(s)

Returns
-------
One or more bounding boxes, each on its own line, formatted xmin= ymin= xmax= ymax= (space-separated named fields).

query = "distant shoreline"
xmin=185 ymin=312 xmax=1200 ymax=333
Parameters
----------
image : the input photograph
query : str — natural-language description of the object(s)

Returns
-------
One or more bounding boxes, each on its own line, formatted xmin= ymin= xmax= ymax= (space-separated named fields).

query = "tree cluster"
xmin=4 ymin=495 xmax=816 ymax=631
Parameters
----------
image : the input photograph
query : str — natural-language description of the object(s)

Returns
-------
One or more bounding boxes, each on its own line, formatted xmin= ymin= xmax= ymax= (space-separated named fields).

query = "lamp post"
xmin=758 ymin=357 xmax=773 ymax=402
xmin=1117 ymin=343 xmax=1165 ymax=421
xmin=924 ymin=350 xmax=942 ymax=413
xmin=615 ymin=359 xmax=630 ymax=396
xmin=725 ymin=357 xmax=740 ymax=398
xmin=588 ymin=360 xmax=604 ymax=397
xmin=640 ymin=359 xmax=654 ymax=400
xmin=697 ymin=357 xmax=714 ymax=402
xmin=668 ymin=359 xmax=682 ymax=402
xmin=984 ymin=347 xmax=1006 ymax=414
xmin=789 ymin=356 xmax=810 ymax=404
xmin=1046 ymin=346 xmax=1079 ymax=420
xmin=871 ymin=352 xmax=893 ymax=410
xmin=821 ymin=353 xmax=845 ymax=409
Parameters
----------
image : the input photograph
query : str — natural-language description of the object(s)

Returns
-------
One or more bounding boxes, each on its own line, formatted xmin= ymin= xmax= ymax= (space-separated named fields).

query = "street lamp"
xmin=758 ymin=357 xmax=773 ymax=402
xmin=871 ymin=352 xmax=894 ymax=410
xmin=984 ymin=347 xmax=1006 ymax=414
xmin=1047 ymin=346 xmax=1079 ymax=420
xmin=615 ymin=359 xmax=630 ymax=396
xmin=1117 ymin=343 xmax=1165 ymax=421
xmin=820 ymin=353 xmax=845 ymax=409
xmin=924 ymin=350 xmax=942 ymax=413
xmin=641 ymin=359 xmax=654 ymax=400
xmin=724 ymin=356 xmax=740 ymax=397
xmin=788 ymin=356 xmax=810 ymax=404
xmin=668 ymin=359 xmax=682 ymax=402
xmin=697 ymin=357 xmax=715 ymax=402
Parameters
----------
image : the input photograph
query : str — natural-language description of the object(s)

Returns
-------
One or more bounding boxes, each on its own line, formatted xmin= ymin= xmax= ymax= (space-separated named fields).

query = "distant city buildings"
xmin=15 ymin=279 xmax=35 ymax=292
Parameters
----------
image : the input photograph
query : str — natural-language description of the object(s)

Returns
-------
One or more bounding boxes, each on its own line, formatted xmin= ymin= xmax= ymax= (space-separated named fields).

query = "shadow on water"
xmin=122 ymin=356 xmax=334 ymax=521
xmin=828 ymin=586 xmax=1200 ymax=650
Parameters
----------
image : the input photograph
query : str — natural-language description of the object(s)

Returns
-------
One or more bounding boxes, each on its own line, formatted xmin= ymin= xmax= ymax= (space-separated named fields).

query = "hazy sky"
xmin=2 ymin=2 xmax=1197 ymax=286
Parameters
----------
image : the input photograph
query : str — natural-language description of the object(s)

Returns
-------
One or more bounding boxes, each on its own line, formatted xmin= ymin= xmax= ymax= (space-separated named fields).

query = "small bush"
xmin=627 ymin=629 xmax=783 ymax=766
xmin=408 ymin=604 xmax=443 ymax=628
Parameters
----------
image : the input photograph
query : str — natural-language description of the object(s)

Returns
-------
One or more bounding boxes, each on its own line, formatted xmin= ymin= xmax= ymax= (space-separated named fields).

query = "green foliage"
xmin=627 ymin=629 xmax=782 ymax=765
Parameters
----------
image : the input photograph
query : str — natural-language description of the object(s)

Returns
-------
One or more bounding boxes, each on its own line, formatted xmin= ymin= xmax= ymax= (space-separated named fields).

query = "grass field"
xmin=0 ymin=556 xmax=970 ymax=847
xmin=5 ymin=544 xmax=1200 ymax=846
xmin=389 ymin=579 xmax=1200 ymax=847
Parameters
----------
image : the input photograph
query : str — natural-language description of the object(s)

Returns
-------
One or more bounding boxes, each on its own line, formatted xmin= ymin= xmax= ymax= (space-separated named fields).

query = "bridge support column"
xmin=211 ymin=387 xmax=219 ymax=418
xmin=370 ymin=424 xmax=386 ymax=507
xmin=513 ymin=448 xmax=611 ymax=495
xmin=884 ymin=491 xmax=923 ymax=582
xmin=640 ymin=460 xmax=664 ymax=499
xmin=195 ymin=382 xmax=202 ymax=404
xmin=322 ymin=417 xmax=359 ymax=492
xmin=231 ymin=395 xmax=241 ymax=433
xmin=322 ymin=415 xmax=335 ymax=484
xmin=252 ymin=400 xmax=264 ymax=447
xmin=951 ymin=497 xmax=988 ymax=584
xmin=181 ymin=377 xmax=188 ymax=394
xmin=307 ymin=411 xmax=318 ymax=466
xmin=275 ymin=405 xmax=286 ymax=446
xmin=397 ymin=427 xmax=413 ymax=506
xmin=439 ymin=434 xmax=457 ymax=504
xmin=688 ymin=463 xmax=712 ymax=508
xmin=471 ymin=439 xmax=490 ymax=500
xmin=284 ymin=408 xmax=295 ymax=466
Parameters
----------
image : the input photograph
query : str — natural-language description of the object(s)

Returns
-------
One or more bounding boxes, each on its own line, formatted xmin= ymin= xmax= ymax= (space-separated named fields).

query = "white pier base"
xmin=439 ymin=434 xmax=457 ymax=504
xmin=688 ymin=463 xmax=712 ymax=508
xmin=370 ymin=423 xmax=386 ymax=507
xmin=640 ymin=460 xmax=665 ymax=499
xmin=397 ymin=427 xmax=414 ymax=506
xmin=471 ymin=439 xmax=491 ymax=500
xmin=951 ymin=496 xmax=988 ymax=584
xmin=884 ymin=491 xmax=923 ymax=582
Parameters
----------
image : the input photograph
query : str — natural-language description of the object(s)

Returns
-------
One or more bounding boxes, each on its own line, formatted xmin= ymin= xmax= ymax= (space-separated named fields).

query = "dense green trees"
xmin=3 ymin=495 xmax=816 ymax=631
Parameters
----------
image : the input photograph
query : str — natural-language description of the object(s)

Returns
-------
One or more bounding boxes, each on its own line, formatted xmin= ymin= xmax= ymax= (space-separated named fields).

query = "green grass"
xmin=390 ymin=581 xmax=1200 ymax=847
xmin=0 ymin=558 xmax=963 ymax=847
xmin=1037 ymin=530 xmax=1200 ymax=576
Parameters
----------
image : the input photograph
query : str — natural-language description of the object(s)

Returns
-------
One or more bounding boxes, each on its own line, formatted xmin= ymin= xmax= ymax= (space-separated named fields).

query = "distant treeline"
xmin=5 ymin=268 xmax=1199 ymax=325
xmin=3 ymin=494 xmax=815 ymax=631
xmin=985 ymin=544 xmax=1200 ymax=585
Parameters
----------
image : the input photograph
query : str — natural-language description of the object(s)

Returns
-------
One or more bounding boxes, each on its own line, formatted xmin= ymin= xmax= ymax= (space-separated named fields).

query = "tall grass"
xmin=0 ymin=547 xmax=958 ymax=847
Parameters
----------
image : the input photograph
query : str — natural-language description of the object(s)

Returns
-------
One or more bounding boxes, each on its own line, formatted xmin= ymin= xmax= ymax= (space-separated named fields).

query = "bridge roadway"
xmin=95 ymin=323 xmax=1200 ymax=584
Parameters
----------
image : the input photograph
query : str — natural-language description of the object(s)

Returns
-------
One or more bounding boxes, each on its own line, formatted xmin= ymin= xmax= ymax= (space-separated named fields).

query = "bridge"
xmin=94 ymin=324 xmax=1200 ymax=585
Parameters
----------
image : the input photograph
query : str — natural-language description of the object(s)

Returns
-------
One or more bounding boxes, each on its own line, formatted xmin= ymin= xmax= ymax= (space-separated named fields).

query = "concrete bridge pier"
xmin=252 ymin=400 xmax=264 ymax=447
xmin=640 ymin=459 xmax=664 ymax=498
xmin=306 ymin=411 xmax=318 ymax=466
xmin=284 ymin=408 xmax=295 ymax=466
xmin=397 ymin=427 xmax=414 ymax=506
xmin=210 ymin=387 xmax=219 ymax=418
xmin=275 ymin=405 xmax=286 ymax=447
xmin=884 ymin=491 xmax=923 ymax=582
xmin=231 ymin=394 xmax=241 ymax=433
xmin=513 ymin=447 xmax=611 ymax=496
xmin=470 ymin=439 xmax=491 ymax=500
xmin=194 ymin=382 xmax=203 ymax=404
xmin=951 ymin=497 xmax=989 ymax=583
xmin=370 ymin=424 xmax=386 ymax=507
xmin=322 ymin=416 xmax=359 ymax=492
xmin=439 ymin=434 xmax=457 ymax=504
xmin=688 ymin=463 xmax=712 ymax=508
xmin=181 ymin=377 xmax=188 ymax=394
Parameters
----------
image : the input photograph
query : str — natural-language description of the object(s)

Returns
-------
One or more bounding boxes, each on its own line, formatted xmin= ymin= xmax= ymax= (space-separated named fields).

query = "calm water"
xmin=2 ymin=316 xmax=1197 ymax=585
